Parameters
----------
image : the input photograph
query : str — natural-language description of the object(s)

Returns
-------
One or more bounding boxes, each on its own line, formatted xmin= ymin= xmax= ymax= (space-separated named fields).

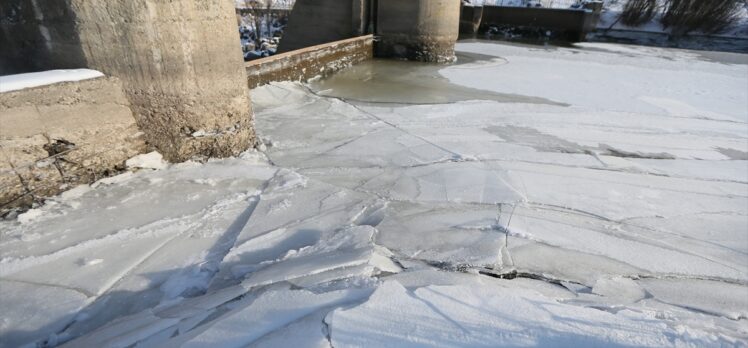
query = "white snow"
xmin=126 ymin=151 xmax=169 ymax=170
xmin=0 ymin=69 xmax=104 ymax=93
xmin=1 ymin=41 xmax=747 ymax=347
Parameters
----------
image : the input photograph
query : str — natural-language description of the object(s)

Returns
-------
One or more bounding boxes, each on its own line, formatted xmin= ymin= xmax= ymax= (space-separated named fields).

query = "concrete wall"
xmin=480 ymin=6 xmax=601 ymax=41
xmin=247 ymin=35 xmax=374 ymax=89
xmin=1 ymin=0 xmax=255 ymax=162
xmin=0 ymin=77 xmax=145 ymax=215
xmin=0 ymin=1 xmax=87 ymax=75
xmin=460 ymin=5 xmax=483 ymax=35
xmin=278 ymin=0 xmax=358 ymax=53
xmin=277 ymin=0 xmax=459 ymax=63
xmin=376 ymin=0 xmax=461 ymax=63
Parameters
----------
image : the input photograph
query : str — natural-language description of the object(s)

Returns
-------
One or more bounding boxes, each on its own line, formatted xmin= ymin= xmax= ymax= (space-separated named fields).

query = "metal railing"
xmin=484 ymin=0 xmax=599 ymax=9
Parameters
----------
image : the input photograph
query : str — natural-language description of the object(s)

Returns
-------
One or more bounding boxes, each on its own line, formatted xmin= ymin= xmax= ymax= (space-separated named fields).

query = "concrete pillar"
xmin=0 ymin=0 xmax=255 ymax=162
xmin=376 ymin=0 xmax=460 ymax=63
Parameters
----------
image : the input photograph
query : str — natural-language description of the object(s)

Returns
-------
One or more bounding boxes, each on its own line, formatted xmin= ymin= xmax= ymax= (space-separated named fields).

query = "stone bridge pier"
xmin=0 ymin=0 xmax=255 ymax=162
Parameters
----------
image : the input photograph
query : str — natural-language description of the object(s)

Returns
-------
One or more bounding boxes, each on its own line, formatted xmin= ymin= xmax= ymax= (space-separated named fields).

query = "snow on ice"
xmin=1 ymin=41 xmax=747 ymax=347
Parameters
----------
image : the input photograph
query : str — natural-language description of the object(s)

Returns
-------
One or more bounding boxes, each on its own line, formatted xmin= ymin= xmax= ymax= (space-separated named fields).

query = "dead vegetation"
xmin=618 ymin=0 xmax=744 ymax=35
xmin=620 ymin=0 xmax=659 ymax=27
xmin=661 ymin=0 xmax=743 ymax=35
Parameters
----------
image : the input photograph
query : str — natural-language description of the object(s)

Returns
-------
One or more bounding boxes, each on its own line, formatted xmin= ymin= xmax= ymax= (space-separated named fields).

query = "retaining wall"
xmin=480 ymin=5 xmax=601 ymax=40
xmin=0 ymin=77 xmax=145 ymax=215
xmin=247 ymin=35 xmax=374 ymax=89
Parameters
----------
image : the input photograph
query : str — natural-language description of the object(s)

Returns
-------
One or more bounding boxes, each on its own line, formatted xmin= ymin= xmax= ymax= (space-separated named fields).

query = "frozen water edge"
xmin=1 ymin=42 xmax=748 ymax=347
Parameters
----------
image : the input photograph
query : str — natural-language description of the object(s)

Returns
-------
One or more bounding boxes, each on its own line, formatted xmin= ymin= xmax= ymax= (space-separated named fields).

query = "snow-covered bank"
xmin=1 ymin=41 xmax=747 ymax=347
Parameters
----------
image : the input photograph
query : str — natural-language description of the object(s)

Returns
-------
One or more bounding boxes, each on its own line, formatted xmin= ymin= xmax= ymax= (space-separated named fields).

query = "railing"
xmin=482 ymin=0 xmax=599 ymax=10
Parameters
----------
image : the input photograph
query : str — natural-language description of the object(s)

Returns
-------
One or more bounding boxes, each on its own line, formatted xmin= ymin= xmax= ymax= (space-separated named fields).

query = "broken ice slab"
xmin=591 ymin=276 xmax=647 ymax=304
xmin=0 ymin=157 xmax=275 ymax=261
xmin=247 ymin=308 xmax=332 ymax=348
xmin=496 ymin=159 xmax=747 ymax=223
xmin=359 ymin=160 xmax=527 ymax=205
xmin=240 ymin=226 xmax=401 ymax=289
xmin=59 ymin=310 xmax=181 ymax=348
xmin=0 ymin=221 xmax=180 ymax=296
xmin=508 ymin=211 xmax=748 ymax=283
xmin=375 ymin=202 xmax=506 ymax=266
xmin=509 ymin=242 xmax=645 ymax=287
xmin=328 ymin=280 xmax=723 ymax=347
xmin=180 ymin=287 xmax=373 ymax=348
xmin=242 ymin=248 xmax=376 ymax=288
xmin=639 ymin=278 xmax=748 ymax=320
xmin=387 ymin=269 xmax=577 ymax=301
xmin=155 ymin=284 xmax=249 ymax=319
xmin=60 ymin=284 xmax=250 ymax=348
xmin=0 ymin=281 xmax=90 ymax=348
xmin=287 ymin=247 xmax=401 ymax=290
xmin=194 ymin=169 xmax=367 ymax=284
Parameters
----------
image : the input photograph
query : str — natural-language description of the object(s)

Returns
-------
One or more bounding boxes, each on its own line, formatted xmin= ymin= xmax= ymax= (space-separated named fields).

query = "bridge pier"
xmin=376 ymin=0 xmax=461 ymax=63
xmin=1 ymin=0 xmax=255 ymax=162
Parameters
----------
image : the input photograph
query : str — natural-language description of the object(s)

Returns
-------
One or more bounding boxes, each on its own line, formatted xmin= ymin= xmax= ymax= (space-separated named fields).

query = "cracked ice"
xmin=1 ymin=41 xmax=747 ymax=347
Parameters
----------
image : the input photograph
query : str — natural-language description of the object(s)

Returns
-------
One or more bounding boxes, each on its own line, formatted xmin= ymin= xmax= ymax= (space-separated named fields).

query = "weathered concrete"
xmin=1 ymin=0 xmax=255 ymax=162
xmin=376 ymin=0 xmax=461 ymax=63
xmin=278 ymin=0 xmax=357 ymax=53
xmin=247 ymin=35 xmax=374 ymax=89
xmin=0 ymin=77 xmax=145 ymax=214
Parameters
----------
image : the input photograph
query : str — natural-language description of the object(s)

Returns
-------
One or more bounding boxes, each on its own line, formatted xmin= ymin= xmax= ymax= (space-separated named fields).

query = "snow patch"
xmin=126 ymin=151 xmax=168 ymax=170
xmin=17 ymin=208 xmax=45 ymax=225
xmin=0 ymin=69 xmax=104 ymax=93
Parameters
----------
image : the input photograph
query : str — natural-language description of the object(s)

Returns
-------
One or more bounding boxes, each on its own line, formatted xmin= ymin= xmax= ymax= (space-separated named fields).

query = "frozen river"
xmin=1 ymin=41 xmax=747 ymax=347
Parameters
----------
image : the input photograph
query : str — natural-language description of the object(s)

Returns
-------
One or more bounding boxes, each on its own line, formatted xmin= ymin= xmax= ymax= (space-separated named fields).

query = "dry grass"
xmin=661 ymin=0 xmax=743 ymax=35
xmin=619 ymin=0 xmax=660 ymax=26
